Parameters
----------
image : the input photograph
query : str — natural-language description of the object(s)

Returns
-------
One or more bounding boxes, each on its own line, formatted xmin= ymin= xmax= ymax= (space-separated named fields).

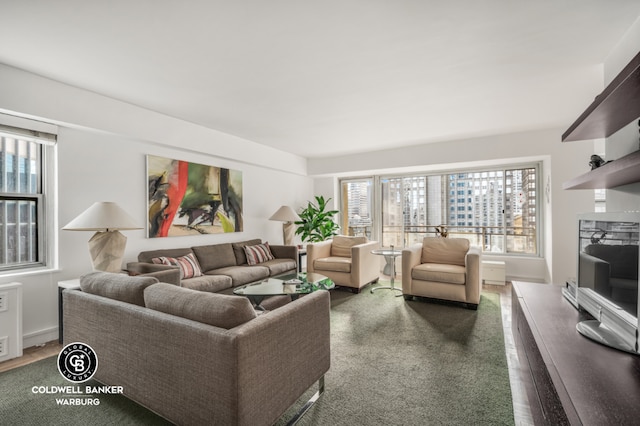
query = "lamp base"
xmin=88 ymin=230 xmax=127 ymax=272
xmin=283 ymin=222 xmax=295 ymax=246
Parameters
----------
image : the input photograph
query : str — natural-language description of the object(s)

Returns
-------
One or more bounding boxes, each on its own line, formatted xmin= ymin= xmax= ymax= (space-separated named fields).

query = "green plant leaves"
xmin=294 ymin=195 xmax=340 ymax=242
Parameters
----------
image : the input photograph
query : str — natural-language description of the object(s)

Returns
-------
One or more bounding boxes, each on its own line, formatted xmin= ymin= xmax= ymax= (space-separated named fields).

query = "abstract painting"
xmin=147 ymin=155 xmax=243 ymax=238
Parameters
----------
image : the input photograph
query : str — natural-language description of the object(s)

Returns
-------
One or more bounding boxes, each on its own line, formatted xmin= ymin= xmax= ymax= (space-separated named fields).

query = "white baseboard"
xmin=23 ymin=327 xmax=58 ymax=349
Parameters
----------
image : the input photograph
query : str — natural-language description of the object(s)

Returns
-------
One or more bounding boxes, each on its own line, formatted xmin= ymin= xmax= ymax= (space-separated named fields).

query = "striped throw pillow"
xmin=243 ymin=243 xmax=275 ymax=265
xmin=152 ymin=252 xmax=203 ymax=279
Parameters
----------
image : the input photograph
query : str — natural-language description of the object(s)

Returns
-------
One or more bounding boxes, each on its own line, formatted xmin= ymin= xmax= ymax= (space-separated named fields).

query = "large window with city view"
xmin=340 ymin=165 xmax=539 ymax=255
xmin=0 ymin=126 xmax=51 ymax=271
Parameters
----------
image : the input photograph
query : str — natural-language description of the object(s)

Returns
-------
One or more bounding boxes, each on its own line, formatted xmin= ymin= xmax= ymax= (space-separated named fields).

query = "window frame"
xmin=339 ymin=161 xmax=542 ymax=257
xmin=0 ymin=121 xmax=56 ymax=273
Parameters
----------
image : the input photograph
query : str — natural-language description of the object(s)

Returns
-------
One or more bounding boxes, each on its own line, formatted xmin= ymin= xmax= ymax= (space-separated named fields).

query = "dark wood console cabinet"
xmin=512 ymin=281 xmax=640 ymax=425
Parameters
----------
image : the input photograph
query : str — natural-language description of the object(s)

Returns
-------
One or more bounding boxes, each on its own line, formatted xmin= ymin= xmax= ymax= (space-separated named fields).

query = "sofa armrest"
xmin=126 ymin=262 xmax=181 ymax=285
xmin=464 ymin=246 xmax=482 ymax=304
xmin=234 ymin=290 xmax=331 ymax=425
xmin=269 ymin=244 xmax=297 ymax=261
xmin=306 ymin=240 xmax=333 ymax=273
xmin=402 ymin=245 xmax=422 ymax=293
xmin=351 ymin=240 xmax=380 ymax=286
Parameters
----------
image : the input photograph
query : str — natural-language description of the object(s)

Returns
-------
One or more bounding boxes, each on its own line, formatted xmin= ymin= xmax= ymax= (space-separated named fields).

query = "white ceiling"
xmin=1 ymin=1 xmax=639 ymax=159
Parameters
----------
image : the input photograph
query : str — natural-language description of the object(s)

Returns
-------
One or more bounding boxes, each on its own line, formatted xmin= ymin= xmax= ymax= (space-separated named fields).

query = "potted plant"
xmin=295 ymin=195 xmax=340 ymax=243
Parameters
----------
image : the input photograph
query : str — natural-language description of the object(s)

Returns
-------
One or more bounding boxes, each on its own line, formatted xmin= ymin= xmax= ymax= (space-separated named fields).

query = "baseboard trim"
xmin=23 ymin=327 xmax=58 ymax=349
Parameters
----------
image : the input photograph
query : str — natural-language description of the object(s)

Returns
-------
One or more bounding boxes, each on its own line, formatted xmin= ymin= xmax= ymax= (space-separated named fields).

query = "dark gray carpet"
xmin=0 ymin=357 xmax=171 ymax=425
xmin=279 ymin=285 xmax=514 ymax=425
xmin=1 ymin=283 xmax=513 ymax=425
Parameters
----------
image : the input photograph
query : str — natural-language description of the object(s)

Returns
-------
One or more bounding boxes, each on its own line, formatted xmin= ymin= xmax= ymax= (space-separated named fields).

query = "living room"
xmin=2 ymin=2 xmax=640 ymax=425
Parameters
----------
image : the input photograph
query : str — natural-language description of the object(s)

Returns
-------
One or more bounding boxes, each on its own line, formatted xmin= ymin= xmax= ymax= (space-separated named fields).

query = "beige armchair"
xmin=307 ymin=235 xmax=380 ymax=293
xmin=402 ymin=237 xmax=481 ymax=309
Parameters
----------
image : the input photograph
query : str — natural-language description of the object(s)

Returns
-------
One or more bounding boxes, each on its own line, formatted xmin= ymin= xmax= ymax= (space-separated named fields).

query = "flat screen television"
xmin=576 ymin=212 xmax=640 ymax=354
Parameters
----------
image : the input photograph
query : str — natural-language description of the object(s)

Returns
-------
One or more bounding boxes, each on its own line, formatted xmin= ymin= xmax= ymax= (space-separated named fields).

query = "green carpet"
xmin=278 ymin=286 xmax=514 ymax=425
xmin=1 ymin=284 xmax=513 ymax=425
xmin=0 ymin=357 xmax=172 ymax=425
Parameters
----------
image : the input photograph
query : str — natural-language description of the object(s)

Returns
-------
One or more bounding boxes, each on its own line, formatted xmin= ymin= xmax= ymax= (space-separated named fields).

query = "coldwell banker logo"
xmin=31 ymin=342 xmax=124 ymax=406
xmin=57 ymin=342 xmax=98 ymax=383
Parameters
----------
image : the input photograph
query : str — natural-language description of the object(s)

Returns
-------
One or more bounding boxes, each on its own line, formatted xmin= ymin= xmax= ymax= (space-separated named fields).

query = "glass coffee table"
xmin=233 ymin=272 xmax=334 ymax=310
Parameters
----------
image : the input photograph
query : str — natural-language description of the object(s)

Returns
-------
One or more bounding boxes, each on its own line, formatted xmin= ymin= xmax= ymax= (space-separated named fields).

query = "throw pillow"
xmin=152 ymin=252 xmax=203 ymax=279
xmin=244 ymin=242 xmax=275 ymax=265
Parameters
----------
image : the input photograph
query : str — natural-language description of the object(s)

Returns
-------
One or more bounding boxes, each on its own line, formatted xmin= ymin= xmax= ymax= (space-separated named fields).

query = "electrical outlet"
xmin=0 ymin=292 xmax=7 ymax=312
xmin=0 ymin=336 xmax=7 ymax=357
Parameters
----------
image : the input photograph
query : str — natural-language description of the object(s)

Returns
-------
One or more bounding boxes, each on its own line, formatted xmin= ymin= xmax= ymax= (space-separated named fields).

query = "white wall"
xmin=0 ymin=65 xmax=313 ymax=347
xmin=309 ymin=128 xmax=594 ymax=284
xmin=603 ymin=16 xmax=640 ymax=212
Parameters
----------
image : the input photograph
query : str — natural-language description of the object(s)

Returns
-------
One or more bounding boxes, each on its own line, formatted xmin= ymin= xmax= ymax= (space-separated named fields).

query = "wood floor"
xmin=0 ymin=282 xmax=533 ymax=424
xmin=0 ymin=339 xmax=62 ymax=374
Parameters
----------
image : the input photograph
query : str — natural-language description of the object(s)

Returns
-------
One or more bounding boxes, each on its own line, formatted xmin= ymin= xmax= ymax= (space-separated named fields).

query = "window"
xmin=340 ymin=163 xmax=540 ymax=255
xmin=0 ymin=124 xmax=54 ymax=271
xmin=340 ymin=178 xmax=373 ymax=239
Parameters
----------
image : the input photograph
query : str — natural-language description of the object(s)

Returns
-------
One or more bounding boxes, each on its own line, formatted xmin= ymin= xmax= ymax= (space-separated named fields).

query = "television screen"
xmin=577 ymin=212 xmax=640 ymax=354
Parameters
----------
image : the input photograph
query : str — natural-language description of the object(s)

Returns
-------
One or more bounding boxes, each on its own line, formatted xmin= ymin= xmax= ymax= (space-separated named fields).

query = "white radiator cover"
xmin=0 ymin=282 xmax=23 ymax=361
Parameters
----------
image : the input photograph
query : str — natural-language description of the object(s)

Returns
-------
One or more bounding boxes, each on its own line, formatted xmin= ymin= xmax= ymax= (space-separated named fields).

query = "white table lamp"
xmin=63 ymin=202 xmax=142 ymax=272
xmin=269 ymin=205 xmax=301 ymax=245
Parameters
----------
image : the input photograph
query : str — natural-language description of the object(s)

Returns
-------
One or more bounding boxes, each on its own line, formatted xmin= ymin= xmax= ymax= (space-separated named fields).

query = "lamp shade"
xmin=269 ymin=205 xmax=301 ymax=223
xmin=63 ymin=202 xmax=142 ymax=231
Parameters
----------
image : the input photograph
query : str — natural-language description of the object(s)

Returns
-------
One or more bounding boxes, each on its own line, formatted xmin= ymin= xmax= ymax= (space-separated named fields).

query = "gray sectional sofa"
xmin=127 ymin=239 xmax=297 ymax=293
xmin=63 ymin=271 xmax=331 ymax=426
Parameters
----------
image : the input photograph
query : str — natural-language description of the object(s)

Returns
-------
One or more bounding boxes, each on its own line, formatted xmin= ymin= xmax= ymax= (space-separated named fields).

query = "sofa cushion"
xmin=412 ymin=263 xmax=466 ymax=285
xmin=80 ymin=271 xmax=159 ymax=306
xmin=144 ymin=283 xmax=257 ymax=329
xmin=181 ymin=274 xmax=233 ymax=293
xmin=244 ymin=243 xmax=275 ymax=265
xmin=192 ymin=243 xmax=237 ymax=271
xmin=208 ymin=265 xmax=270 ymax=287
xmin=151 ymin=252 xmax=203 ymax=279
xmin=314 ymin=256 xmax=352 ymax=273
xmin=421 ymin=237 xmax=469 ymax=266
xmin=330 ymin=235 xmax=368 ymax=258
xmin=232 ymin=239 xmax=263 ymax=265
xmin=261 ymin=258 xmax=297 ymax=276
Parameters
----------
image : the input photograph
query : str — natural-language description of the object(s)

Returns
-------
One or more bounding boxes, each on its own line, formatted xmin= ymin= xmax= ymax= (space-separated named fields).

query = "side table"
xmin=370 ymin=247 xmax=403 ymax=296
xmin=58 ymin=279 xmax=81 ymax=343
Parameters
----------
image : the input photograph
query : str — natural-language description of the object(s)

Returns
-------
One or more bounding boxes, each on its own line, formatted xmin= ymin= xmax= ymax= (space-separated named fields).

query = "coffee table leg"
xmin=248 ymin=295 xmax=266 ymax=311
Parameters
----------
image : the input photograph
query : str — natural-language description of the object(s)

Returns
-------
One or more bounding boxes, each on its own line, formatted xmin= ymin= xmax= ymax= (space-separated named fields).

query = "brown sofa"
xmin=63 ymin=272 xmax=330 ymax=426
xmin=127 ymin=239 xmax=297 ymax=293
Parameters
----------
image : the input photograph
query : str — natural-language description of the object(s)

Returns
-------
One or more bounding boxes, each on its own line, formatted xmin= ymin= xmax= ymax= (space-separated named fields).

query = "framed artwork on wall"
xmin=147 ymin=155 xmax=243 ymax=238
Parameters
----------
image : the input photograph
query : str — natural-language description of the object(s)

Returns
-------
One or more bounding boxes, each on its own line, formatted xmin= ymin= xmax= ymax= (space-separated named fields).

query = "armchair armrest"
xmin=126 ymin=262 xmax=181 ymax=285
xmin=351 ymin=240 xmax=381 ymax=286
xmin=464 ymin=246 xmax=482 ymax=304
xmin=306 ymin=240 xmax=333 ymax=273
xmin=402 ymin=245 xmax=422 ymax=293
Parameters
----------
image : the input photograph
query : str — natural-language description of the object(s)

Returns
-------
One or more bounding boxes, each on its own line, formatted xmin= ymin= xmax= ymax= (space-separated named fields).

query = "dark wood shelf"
xmin=562 ymin=50 xmax=640 ymax=142
xmin=563 ymin=149 xmax=640 ymax=189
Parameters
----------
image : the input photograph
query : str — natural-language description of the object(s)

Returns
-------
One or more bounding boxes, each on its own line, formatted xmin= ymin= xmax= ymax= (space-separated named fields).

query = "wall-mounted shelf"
xmin=563 ymin=150 xmax=640 ymax=189
xmin=562 ymin=50 xmax=640 ymax=142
